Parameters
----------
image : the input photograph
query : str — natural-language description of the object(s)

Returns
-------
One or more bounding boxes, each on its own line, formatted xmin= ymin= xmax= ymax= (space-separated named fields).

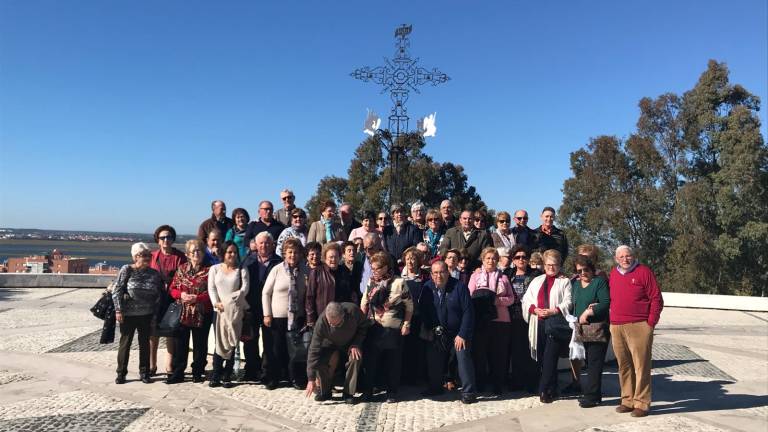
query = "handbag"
xmin=157 ymin=302 xmax=182 ymax=335
xmin=90 ymin=290 xmax=112 ymax=320
xmin=575 ymin=321 xmax=609 ymax=343
xmin=544 ymin=313 xmax=572 ymax=342
xmin=287 ymin=326 xmax=313 ymax=362
xmin=240 ymin=311 xmax=255 ymax=342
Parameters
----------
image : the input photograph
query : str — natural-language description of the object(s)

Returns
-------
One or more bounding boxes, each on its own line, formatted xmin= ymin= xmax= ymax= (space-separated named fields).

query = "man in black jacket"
xmin=533 ymin=207 xmax=569 ymax=261
xmin=241 ymin=232 xmax=282 ymax=381
xmin=423 ymin=261 xmax=476 ymax=404
xmin=383 ymin=203 xmax=422 ymax=267
xmin=511 ymin=209 xmax=536 ymax=250
xmin=305 ymin=302 xmax=371 ymax=403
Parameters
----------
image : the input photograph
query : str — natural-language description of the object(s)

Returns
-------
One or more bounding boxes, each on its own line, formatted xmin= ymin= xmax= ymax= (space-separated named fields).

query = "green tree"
xmin=306 ymin=132 xmax=487 ymax=221
xmin=560 ymin=60 xmax=768 ymax=295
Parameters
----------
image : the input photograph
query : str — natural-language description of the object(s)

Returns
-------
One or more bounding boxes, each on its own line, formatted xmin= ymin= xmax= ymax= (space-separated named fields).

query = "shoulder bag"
xmin=544 ymin=313 xmax=572 ymax=342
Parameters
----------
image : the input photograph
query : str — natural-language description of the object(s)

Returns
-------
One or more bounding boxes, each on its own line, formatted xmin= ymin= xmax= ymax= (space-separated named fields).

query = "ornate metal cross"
xmin=351 ymin=24 xmax=450 ymax=137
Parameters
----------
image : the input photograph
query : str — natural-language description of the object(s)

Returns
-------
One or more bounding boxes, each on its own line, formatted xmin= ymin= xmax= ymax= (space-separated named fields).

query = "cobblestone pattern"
xmin=577 ymin=415 xmax=728 ymax=432
xmin=0 ymin=326 xmax=99 ymax=353
xmin=0 ymin=370 xmax=34 ymax=386
xmin=0 ymin=307 xmax=94 ymax=330
xmin=47 ymin=329 xmax=166 ymax=353
xmin=223 ymin=384 xmax=542 ymax=431
xmin=0 ymin=390 xmax=198 ymax=432
xmin=122 ymin=408 xmax=202 ymax=432
xmin=652 ymin=343 xmax=735 ymax=381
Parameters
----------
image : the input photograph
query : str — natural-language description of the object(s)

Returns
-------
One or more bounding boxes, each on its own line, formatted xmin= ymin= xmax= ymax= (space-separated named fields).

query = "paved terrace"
xmin=0 ymin=287 xmax=766 ymax=432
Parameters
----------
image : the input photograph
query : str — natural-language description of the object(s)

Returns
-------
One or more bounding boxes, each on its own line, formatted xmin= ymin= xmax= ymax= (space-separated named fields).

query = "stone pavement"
xmin=0 ymin=287 xmax=766 ymax=432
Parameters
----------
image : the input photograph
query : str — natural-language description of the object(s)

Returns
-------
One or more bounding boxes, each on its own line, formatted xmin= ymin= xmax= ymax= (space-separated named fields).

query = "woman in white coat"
xmin=522 ymin=249 xmax=572 ymax=403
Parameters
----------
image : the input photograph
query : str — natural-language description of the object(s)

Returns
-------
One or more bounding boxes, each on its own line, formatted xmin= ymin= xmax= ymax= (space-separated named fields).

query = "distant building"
xmin=7 ymin=249 xmax=88 ymax=274
xmin=89 ymin=261 xmax=119 ymax=275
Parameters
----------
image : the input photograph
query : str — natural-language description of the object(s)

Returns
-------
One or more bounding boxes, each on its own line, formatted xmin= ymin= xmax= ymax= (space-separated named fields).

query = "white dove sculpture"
xmin=418 ymin=112 xmax=437 ymax=137
xmin=363 ymin=110 xmax=381 ymax=136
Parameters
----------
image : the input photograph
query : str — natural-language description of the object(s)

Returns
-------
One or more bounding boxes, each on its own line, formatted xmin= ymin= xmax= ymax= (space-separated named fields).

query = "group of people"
xmin=110 ymin=190 xmax=663 ymax=416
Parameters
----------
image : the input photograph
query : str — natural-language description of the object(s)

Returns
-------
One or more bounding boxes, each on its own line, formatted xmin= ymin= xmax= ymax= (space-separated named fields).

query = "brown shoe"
xmin=630 ymin=408 xmax=648 ymax=417
xmin=615 ymin=405 xmax=634 ymax=413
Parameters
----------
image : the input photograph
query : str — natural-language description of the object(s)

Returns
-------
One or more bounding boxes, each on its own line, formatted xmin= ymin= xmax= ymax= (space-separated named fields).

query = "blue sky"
xmin=1 ymin=0 xmax=766 ymax=235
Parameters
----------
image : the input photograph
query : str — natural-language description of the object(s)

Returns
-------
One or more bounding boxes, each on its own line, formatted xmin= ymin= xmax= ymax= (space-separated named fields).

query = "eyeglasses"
xmin=497 ymin=219 xmax=510 ymax=224
xmin=513 ymin=255 xmax=528 ymax=260
xmin=292 ymin=214 xmax=305 ymax=219
xmin=427 ymin=218 xmax=439 ymax=222
xmin=515 ymin=216 xmax=528 ymax=221
xmin=576 ymin=268 xmax=592 ymax=274
xmin=137 ymin=252 xmax=151 ymax=258
xmin=188 ymin=249 xmax=202 ymax=254
xmin=158 ymin=236 xmax=173 ymax=241
xmin=281 ymin=196 xmax=294 ymax=201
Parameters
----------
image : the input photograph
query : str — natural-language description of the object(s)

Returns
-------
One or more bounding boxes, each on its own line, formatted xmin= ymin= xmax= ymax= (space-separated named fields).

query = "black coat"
xmin=242 ymin=253 xmax=282 ymax=318
xmin=383 ymin=222 xmax=422 ymax=264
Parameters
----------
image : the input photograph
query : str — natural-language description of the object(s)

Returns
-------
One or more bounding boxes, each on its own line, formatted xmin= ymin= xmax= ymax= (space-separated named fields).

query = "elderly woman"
xmin=308 ymin=200 xmax=346 ymax=244
xmin=305 ymin=241 xmax=322 ymax=271
xmin=376 ymin=211 xmax=391 ymax=232
xmin=349 ymin=210 xmax=377 ymax=243
xmin=422 ymin=209 xmax=443 ymax=261
xmin=399 ymin=247 xmax=433 ymax=384
xmin=572 ymin=255 xmax=610 ymax=408
xmin=306 ymin=242 xmax=357 ymax=327
xmin=166 ymin=239 xmax=212 ymax=384
xmin=507 ymin=245 xmax=541 ymax=393
xmin=208 ymin=241 xmax=250 ymax=388
xmin=276 ymin=208 xmax=308 ymax=257
xmin=341 ymin=241 xmax=356 ymax=272
xmin=113 ymin=242 xmax=164 ymax=384
xmin=522 ymin=249 xmax=573 ymax=403
xmin=262 ymin=237 xmax=309 ymax=390
xmin=149 ymin=224 xmax=187 ymax=377
xmin=491 ymin=211 xmax=515 ymax=249
xmin=361 ymin=251 xmax=414 ymax=403
xmin=468 ymin=247 xmax=515 ymax=395
xmin=473 ymin=210 xmax=489 ymax=232
xmin=225 ymin=208 xmax=251 ymax=260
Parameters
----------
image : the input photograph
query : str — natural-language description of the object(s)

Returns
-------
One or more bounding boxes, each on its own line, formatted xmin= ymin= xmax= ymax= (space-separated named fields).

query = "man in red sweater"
xmin=609 ymin=245 xmax=663 ymax=418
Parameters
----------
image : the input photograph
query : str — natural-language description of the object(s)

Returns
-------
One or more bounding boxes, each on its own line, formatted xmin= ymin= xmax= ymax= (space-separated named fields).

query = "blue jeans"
xmin=426 ymin=338 xmax=476 ymax=395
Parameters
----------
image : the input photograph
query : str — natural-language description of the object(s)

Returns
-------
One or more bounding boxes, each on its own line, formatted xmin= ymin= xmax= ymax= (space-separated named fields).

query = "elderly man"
xmin=339 ymin=203 xmax=361 ymax=240
xmin=305 ymin=302 xmax=370 ymax=404
xmin=198 ymin=200 xmax=234 ymax=241
xmin=511 ymin=209 xmax=536 ymax=249
xmin=245 ymin=200 xmax=286 ymax=246
xmin=411 ymin=201 xmax=427 ymax=230
xmin=423 ymin=260 xmax=476 ymax=404
xmin=609 ymin=246 xmax=663 ymax=418
xmin=276 ymin=189 xmax=299 ymax=226
xmin=204 ymin=229 xmax=223 ymax=265
xmin=533 ymin=207 xmax=569 ymax=260
xmin=438 ymin=210 xmax=491 ymax=271
xmin=383 ymin=203 xmax=422 ymax=266
xmin=440 ymin=200 xmax=457 ymax=231
xmin=241 ymin=232 xmax=282 ymax=381
xmin=352 ymin=232 xmax=384 ymax=296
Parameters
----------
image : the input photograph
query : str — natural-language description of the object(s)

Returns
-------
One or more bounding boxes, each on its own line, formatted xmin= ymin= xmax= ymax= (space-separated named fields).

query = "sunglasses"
xmin=515 ymin=217 xmax=528 ymax=221
xmin=281 ymin=196 xmax=294 ymax=201
xmin=260 ymin=207 xmax=273 ymax=211
xmin=513 ymin=255 xmax=528 ymax=260
xmin=292 ymin=215 xmax=305 ymax=219
xmin=497 ymin=219 xmax=510 ymax=223
xmin=427 ymin=218 xmax=439 ymax=222
xmin=377 ymin=217 xmax=386 ymax=220
xmin=576 ymin=268 xmax=592 ymax=274
xmin=158 ymin=236 xmax=173 ymax=241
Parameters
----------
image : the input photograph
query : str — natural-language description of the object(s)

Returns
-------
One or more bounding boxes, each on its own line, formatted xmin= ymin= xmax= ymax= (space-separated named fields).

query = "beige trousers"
xmin=610 ymin=321 xmax=654 ymax=411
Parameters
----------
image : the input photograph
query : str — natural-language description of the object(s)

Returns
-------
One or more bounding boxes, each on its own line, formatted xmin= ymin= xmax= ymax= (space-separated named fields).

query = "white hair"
xmin=615 ymin=245 xmax=633 ymax=256
xmin=325 ymin=302 xmax=344 ymax=320
xmin=131 ymin=242 xmax=151 ymax=257
xmin=255 ymin=231 xmax=274 ymax=242
xmin=281 ymin=188 xmax=294 ymax=195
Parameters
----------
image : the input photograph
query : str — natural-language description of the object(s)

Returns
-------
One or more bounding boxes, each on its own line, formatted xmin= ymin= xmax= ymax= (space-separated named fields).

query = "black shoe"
xmin=561 ymin=381 xmax=581 ymax=395
xmin=361 ymin=392 xmax=374 ymax=402
xmin=165 ymin=376 xmax=184 ymax=385
xmin=222 ymin=381 xmax=234 ymax=389
xmin=115 ymin=374 xmax=126 ymax=385
xmin=492 ymin=386 xmax=503 ymax=396
xmin=209 ymin=379 xmax=222 ymax=388
xmin=192 ymin=375 xmax=204 ymax=383
xmin=578 ymin=398 xmax=600 ymax=408
xmin=460 ymin=394 xmax=476 ymax=404
xmin=314 ymin=393 xmax=332 ymax=402
xmin=141 ymin=374 xmax=152 ymax=384
xmin=293 ymin=381 xmax=305 ymax=390
xmin=422 ymin=388 xmax=444 ymax=397
xmin=149 ymin=367 xmax=157 ymax=377
xmin=540 ymin=392 xmax=553 ymax=404
xmin=342 ymin=393 xmax=356 ymax=404
xmin=264 ymin=381 xmax=278 ymax=390
xmin=385 ymin=392 xmax=397 ymax=403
